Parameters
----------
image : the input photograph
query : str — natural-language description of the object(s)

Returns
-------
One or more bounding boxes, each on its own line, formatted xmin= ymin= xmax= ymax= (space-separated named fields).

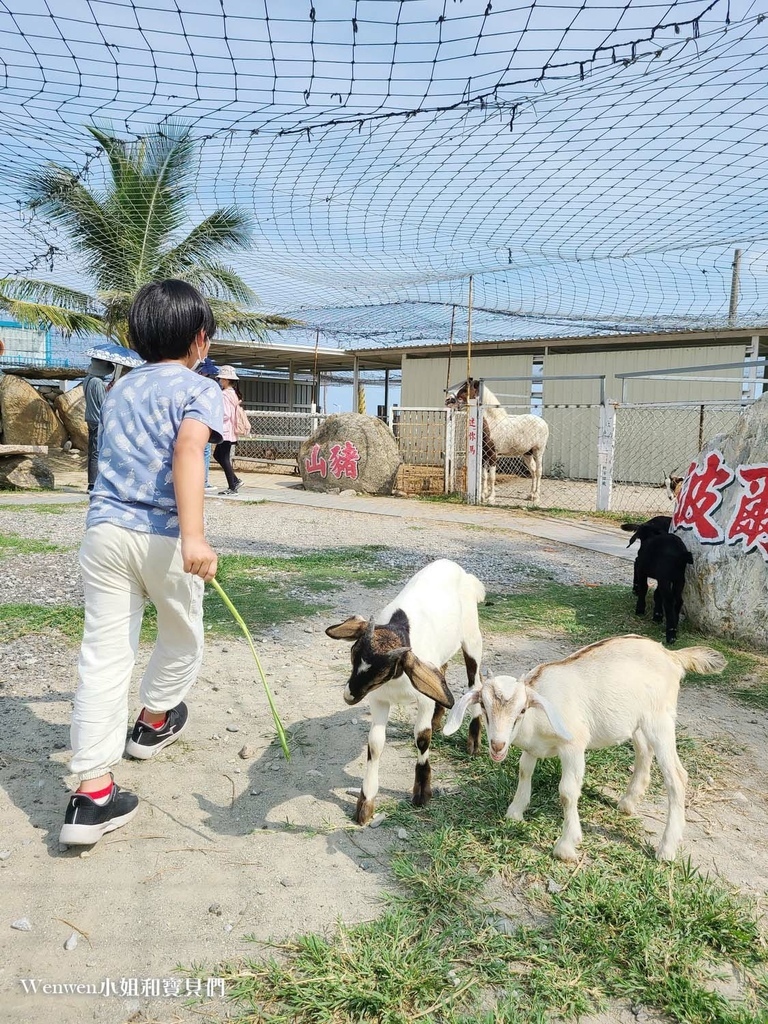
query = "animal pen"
xmin=230 ymin=357 xmax=765 ymax=515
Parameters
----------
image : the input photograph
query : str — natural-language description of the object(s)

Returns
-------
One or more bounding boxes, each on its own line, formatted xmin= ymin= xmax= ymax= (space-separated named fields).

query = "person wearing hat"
xmin=83 ymin=357 xmax=115 ymax=492
xmin=196 ymin=356 xmax=220 ymax=493
xmin=213 ymin=365 xmax=243 ymax=494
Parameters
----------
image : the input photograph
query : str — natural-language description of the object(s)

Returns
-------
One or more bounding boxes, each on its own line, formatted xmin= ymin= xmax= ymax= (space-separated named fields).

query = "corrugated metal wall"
xmin=544 ymin=345 xmax=746 ymax=405
xmin=239 ymin=377 xmax=314 ymax=410
xmin=400 ymin=341 xmax=753 ymax=486
xmin=401 ymin=353 xmax=534 ymax=408
xmin=544 ymin=344 xmax=747 ymax=481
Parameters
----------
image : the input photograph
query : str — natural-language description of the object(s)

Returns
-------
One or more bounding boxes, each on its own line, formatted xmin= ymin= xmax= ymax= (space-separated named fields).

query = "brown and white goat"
xmin=326 ymin=559 xmax=485 ymax=824
xmin=445 ymin=635 xmax=726 ymax=861
xmin=664 ymin=472 xmax=684 ymax=501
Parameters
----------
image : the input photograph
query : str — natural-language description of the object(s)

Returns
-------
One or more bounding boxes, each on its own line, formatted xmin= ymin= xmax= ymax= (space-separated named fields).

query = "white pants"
xmin=71 ymin=523 xmax=205 ymax=781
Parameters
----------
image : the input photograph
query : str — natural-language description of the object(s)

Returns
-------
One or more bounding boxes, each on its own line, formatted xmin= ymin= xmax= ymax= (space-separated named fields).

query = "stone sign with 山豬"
xmin=298 ymin=413 xmax=401 ymax=495
xmin=672 ymin=393 xmax=768 ymax=649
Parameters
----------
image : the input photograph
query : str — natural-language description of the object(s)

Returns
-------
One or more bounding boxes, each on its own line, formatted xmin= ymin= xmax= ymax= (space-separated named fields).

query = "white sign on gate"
xmin=466 ymin=399 xmax=483 ymax=503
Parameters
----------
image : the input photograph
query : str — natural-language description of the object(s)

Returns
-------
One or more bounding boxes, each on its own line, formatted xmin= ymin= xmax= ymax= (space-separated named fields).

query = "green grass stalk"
xmin=209 ymin=576 xmax=290 ymax=761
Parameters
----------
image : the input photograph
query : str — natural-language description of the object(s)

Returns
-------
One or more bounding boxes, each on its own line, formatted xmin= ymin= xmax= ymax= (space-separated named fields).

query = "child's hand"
xmin=182 ymin=538 xmax=218 ymax=581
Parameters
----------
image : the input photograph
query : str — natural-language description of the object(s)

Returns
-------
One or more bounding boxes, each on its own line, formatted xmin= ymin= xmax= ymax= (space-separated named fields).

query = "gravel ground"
xmin=1 ymin=488 xmax=767 ymax=1024
xmin=0 ymin=496 xmax=630 ymax=611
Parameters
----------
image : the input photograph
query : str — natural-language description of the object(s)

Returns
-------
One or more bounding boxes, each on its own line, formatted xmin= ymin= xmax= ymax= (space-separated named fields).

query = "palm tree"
xmin=0 ymin=122 xmax=295 ymax=343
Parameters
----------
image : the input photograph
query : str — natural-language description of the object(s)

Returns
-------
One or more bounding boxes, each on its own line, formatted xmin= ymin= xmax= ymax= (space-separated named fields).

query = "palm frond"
xmin=0 ymin=295 xmax=105 ymax=337
xmin=21 ymin=122 xmax=294 ymax=331
xmin=23 ymin=166 xmax=120 ymax=282
xmin=0 ymin=277 xmax=96 ymax=311
xmin=157 ymin=208 xmax=254 ymax=281
xmin=207 ymin=299 xmax=302 ymax=340
xmin=172 ymin=262 xmax=257 ymax=304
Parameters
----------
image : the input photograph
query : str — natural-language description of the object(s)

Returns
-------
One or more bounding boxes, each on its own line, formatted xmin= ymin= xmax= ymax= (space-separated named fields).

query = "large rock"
xmin=0 ymin=455 xmax=55 ymax=490
xmin=0 ymin=375 xmax=67 ymax=447
xmin=54 ymin=385 xmax=89 ymax=451
xmin=298 ymin=414 xmax=401 ymax=495
xmin=673 ymin=393 xmax=768 ymax=649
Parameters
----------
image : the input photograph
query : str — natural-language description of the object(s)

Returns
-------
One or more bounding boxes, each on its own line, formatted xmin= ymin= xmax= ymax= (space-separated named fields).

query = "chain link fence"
xmin=230 ymin=359 xmax=761 ymax=509
xmin=609 ymin=401 xmax=751 ymax=516
xmin=388 ymin=407 xmax=458 ymax=494
xmin=235 ymin=410 xmax=328 ymax=472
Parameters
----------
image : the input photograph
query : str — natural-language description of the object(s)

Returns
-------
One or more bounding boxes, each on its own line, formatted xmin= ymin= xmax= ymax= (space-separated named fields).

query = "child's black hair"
xmin=128 ymin=280 xmax=216 ymax=362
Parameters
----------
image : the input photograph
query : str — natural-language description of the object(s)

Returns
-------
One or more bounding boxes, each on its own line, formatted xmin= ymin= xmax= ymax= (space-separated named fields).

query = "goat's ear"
xmin=525 ymin=687 xmax=573 ymax=742
xmin=325 ymin=615 xmax=368 ymax=641
xmin=626 ymin=531 xmax=639 ymax=548
xmin=443 ymin=686 xmax=481 ymax=735
xmin=401 ymin=652 xmax=454 ymax=709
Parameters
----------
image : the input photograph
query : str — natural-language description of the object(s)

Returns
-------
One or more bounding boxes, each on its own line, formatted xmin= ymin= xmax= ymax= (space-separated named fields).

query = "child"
xmin=60 ymin=280 xmax=224 ymax=846
xmin=213 ymin=365 xmax=244 ymax=494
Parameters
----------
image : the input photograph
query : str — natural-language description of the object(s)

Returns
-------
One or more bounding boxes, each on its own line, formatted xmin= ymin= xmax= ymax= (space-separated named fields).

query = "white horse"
xmin=449 ymin=378 xmax=549 ymax=504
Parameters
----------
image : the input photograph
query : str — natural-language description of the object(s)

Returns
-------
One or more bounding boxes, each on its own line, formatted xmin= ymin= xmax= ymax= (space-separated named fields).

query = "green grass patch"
xmin=0 ymin=502 xmax=81 ymax=515
xmin=0 ymin=603 xmax=85 ymax=643
xmin=0 ymin=548 xmax=403 ymax=645
xmin=0 ymin=531 xmax=63 ymax=556
xmin=481 ymin=581 xmax=767 ymax=703
xmin=215 ymin=744 xmax=767 ymax=1024
xmin=203 ymin=548 xmax=401 ymax=634
xmin=198 ymin=565 xmax=767 ymax=1022
xmin=416 ymin=493 xmax=640 ymax=526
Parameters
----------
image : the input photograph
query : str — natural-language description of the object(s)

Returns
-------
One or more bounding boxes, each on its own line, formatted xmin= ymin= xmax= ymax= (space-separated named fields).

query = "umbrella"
xmin=86 ymin=341 xmax=144 ymax=368
xmin=197 ymin=356 xmax=220 ymax=377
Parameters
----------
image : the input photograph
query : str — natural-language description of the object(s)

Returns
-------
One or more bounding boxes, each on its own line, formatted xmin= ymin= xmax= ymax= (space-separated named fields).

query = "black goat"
xmin=621 ymin=515 xmax=672 ymax=550
xmin=634 ymin=533 xmax=693 ymax=644
xmin=621 ymin=516 xmax=691 ymax=643
xmin=621 ymin=516 xmax=673 ymax=596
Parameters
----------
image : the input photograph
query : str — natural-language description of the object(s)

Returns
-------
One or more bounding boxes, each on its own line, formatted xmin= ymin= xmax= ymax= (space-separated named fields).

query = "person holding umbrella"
xmin=82 ymin=358 xmax=114 ymax=491
xmin=83 ymin=341 xmax=145 ymax=492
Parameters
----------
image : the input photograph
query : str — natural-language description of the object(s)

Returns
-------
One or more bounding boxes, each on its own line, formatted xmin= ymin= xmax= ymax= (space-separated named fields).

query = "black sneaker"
xmin=59 ymin=783 xmax=139 ymax=846
xmin=125 ymin=703 xmax=188 ymax=760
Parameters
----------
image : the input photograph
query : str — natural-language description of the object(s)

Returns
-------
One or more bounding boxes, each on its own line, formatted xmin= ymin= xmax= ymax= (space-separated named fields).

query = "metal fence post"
xmin=466 ymin=398 xmax=483 ymax=503
xmin=596 ymin=401 xmax=617 ymax=511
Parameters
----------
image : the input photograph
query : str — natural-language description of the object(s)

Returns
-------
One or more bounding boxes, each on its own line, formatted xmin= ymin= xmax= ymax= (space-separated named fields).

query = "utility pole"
xmin=465 ymin=276 xmax=473 ymax=382
xmin=728 ymin=248 xmax=742 ymax=324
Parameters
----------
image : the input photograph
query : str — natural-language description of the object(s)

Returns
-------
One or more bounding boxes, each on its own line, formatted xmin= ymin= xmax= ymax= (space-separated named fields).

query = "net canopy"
xmin=0 ymin=0 xmax=766 ymax=347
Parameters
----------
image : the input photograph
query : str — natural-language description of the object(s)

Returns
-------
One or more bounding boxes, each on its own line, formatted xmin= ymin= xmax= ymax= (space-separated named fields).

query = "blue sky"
xmin=0 ymin=0 xmax=767 ymax=362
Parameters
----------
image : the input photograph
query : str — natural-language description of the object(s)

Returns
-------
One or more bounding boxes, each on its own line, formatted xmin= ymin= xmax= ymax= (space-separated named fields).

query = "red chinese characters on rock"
xmin=329 ymin=440 xmax=360 ymax=481
xmin=726 ymin=463 xmax=768 ymax=560
xmin=304 ymin=443 xmax=327 ymax=478
xmin=671 ymin=451 xmax=735 ymax=542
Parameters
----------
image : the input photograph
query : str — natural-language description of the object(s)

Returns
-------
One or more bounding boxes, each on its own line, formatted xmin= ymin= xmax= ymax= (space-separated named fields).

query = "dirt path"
xmin=0 ymin=496 xmax=766 ymax=1024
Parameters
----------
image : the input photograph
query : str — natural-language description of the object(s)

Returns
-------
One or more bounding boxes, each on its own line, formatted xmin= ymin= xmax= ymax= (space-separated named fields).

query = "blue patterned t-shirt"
xmin=87 ymin=362 xmax=224 ymax=537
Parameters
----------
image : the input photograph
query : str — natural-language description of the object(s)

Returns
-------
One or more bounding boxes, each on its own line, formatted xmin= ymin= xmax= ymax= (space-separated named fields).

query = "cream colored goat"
xmin=444 ymin=635 xmax=726 ymax=862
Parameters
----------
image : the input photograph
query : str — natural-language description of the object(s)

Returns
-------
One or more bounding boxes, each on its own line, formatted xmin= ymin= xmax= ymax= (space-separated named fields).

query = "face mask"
xmin=190 ymin=344 xmax=204 ymax=372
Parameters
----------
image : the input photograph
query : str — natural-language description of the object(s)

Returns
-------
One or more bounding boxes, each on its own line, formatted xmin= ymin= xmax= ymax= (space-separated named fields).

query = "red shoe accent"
xmin=78 ymin=781 xmax=113 ymax=802
xmin=139 ymin=710 xmax=167 ymax=731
